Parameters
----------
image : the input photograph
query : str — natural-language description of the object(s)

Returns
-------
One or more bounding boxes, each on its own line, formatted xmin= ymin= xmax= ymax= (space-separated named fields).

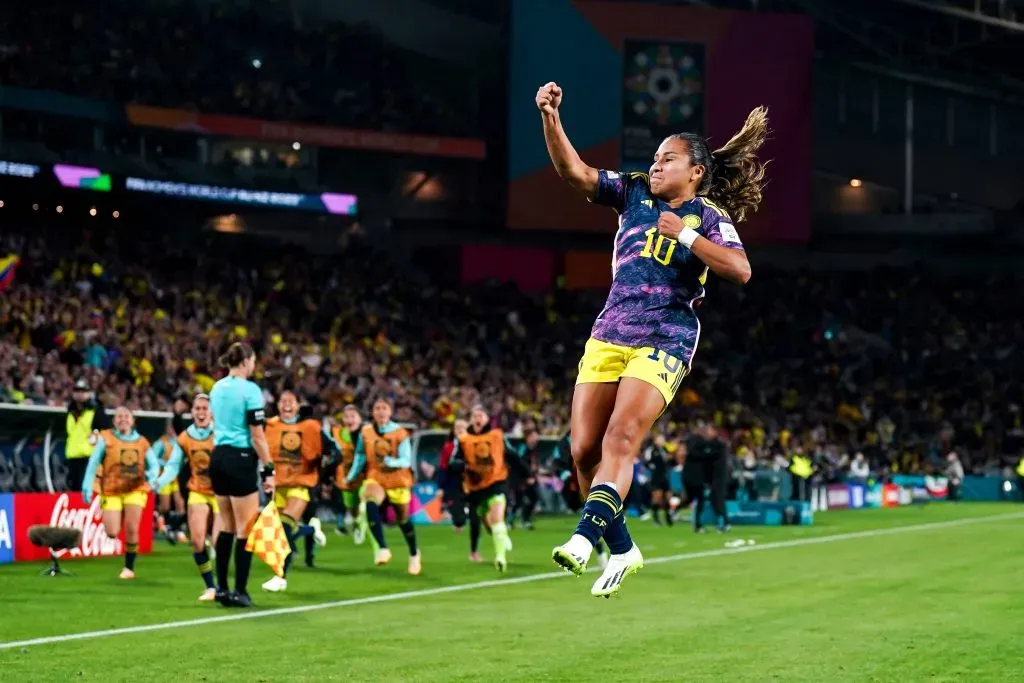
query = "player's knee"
xmin=602 ymin=417 xmax=644 ymax=457
xmin=570 ymin=437 xmax=601 ymax=471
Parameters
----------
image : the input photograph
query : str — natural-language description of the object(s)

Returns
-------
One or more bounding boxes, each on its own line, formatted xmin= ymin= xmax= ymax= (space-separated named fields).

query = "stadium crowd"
xmin=0 ymin=1 xmax=476 ymax=136
xmin=3 ymin=217 xmax=1023 ymax=483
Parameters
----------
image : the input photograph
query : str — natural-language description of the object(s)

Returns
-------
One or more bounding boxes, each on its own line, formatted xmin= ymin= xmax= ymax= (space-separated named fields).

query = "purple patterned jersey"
xmin=589 ymin=170 xmax=745 ymax=367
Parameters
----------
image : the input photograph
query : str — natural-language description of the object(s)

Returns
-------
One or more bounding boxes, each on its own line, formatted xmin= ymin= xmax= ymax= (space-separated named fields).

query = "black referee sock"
xmin=234 ymin=537 xmax=253 ymax=595
xmin=215 ymin=531 xmax=233 ymax=590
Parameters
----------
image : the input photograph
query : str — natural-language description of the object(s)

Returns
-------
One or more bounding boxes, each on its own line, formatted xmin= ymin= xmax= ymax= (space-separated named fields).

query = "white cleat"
xmin=198 ymin=587 xmax=217 ymax=601
xmin=261 ymin=575 xmax=288 ymax=592
xmin=309 ymin=517 xmax=327 ymax=547
xmin=591 ymin=544 xmax=644 ymax=598
xmin=551 ymin=534 xmax=593 ymax=577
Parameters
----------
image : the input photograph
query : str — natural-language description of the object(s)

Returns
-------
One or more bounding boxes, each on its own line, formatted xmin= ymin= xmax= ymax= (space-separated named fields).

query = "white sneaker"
xmin=590 ymin=544 xmax=644 ymax=598
xmin=551 ymin=534 xmax=593 ymax=576
xmin=310 ymin=517 xmax=327 ymax=547
xmin=262 ymin=575 xmax=288 ymax=592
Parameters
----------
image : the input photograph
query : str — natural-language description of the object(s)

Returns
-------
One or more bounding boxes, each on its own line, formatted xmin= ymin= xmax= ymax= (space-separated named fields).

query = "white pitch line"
xmin=1 ymin=511 xmax=1020 ymax=652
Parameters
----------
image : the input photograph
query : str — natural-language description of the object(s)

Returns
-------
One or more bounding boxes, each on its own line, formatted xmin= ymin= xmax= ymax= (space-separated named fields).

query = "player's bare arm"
xmin=536 ymin=82 xmax=599 ymax=198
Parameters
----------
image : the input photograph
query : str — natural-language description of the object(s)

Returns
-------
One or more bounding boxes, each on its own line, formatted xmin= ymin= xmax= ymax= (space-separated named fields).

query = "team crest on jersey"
xmin=281 ymin=432 xmax=302 ymax=452
xmin=120 ymin=448 xmax=140 ymax=467
xmin=683 ymin=214 xmax=701 ymax=229
xmin=192 ymin=449 xmax=211 ymax=475
xmin=641 ymin=199 xmax=653 ymax=209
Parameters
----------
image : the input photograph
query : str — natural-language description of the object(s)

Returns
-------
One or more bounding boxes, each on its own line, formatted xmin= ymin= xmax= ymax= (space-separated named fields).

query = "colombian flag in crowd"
xmin=246 ymin=502 xmax=291 ymax=577
xmin=0 ymin=254 xmax=18 ymax=293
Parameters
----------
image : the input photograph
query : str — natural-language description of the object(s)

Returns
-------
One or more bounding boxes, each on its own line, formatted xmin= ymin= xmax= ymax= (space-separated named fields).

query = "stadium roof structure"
xmin=632 ymin=0 xmax=1024 ymax=103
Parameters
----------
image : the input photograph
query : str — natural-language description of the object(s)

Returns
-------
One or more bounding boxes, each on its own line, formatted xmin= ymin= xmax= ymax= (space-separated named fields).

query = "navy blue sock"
xmin=125 ymin=543 xmax=139 ymax=571
xmin=365 ymin=501 xmax=388 ymax=549
xmin=193 ymin=550 xmax=215 ymax=589
xmin=572 ymin=483 xmax=621 ymax=547
xmin=604 ymin=511 xmax=634 ymax=554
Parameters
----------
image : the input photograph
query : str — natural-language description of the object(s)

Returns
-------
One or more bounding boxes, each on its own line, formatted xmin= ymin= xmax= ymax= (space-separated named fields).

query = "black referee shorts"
xmin=210 ymin=445 xmax=259 ymax=497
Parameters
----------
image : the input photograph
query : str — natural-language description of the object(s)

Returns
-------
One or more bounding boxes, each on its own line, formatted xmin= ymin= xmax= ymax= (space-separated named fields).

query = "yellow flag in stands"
xmin=246 ymin=502 xmax=291 ymax=577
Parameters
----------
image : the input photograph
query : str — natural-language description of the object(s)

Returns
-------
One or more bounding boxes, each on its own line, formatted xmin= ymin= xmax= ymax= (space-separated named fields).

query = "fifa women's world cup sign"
xmin=621 ymin=40 xmax=706 ymax=171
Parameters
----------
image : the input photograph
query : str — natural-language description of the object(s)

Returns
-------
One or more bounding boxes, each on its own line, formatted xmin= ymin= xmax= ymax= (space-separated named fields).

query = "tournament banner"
xmin=621 ymin=40 xmax=705 ymax=170
xmin=892 ymin=475 xmax=949 ymax=503
xmin=826 ymin=483 xmax=852 ymax=510
xmin=698 ymin=500 xmax=813 ymax=526
xmin=0 ymin=494 xmax=13 ymax=564
xmin=409 ymin=482 xmax=448 ymax=525
xmin=508 ymin=0 xmax=814 ymax=241
xmin=863 ymin=483 xmax=883 ymax=509
xmin=11 ymin=492 xmax=155 ymax=562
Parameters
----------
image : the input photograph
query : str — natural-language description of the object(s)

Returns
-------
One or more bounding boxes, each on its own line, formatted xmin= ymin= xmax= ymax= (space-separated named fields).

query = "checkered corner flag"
xmin=246 ymin=501 xmax=291 ymax=577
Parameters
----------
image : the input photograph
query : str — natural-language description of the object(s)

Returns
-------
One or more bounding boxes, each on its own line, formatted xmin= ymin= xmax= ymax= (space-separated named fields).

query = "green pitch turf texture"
xmin=1 ymin=503 xmax=1022 ymax=682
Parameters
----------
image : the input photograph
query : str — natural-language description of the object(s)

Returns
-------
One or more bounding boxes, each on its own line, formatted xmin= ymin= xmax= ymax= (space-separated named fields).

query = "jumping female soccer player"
xmin=537 ymin=81 xmax=764 ymax=597
xmin=208 ymin=342 xmax=274 ymax=607
xmin=344 ymin=399 xmax=421 ymax=575
xmin=151 ymin=393 xmax=222 ymax=600
xmin=82 ymin=406 xmax=160 ymax=579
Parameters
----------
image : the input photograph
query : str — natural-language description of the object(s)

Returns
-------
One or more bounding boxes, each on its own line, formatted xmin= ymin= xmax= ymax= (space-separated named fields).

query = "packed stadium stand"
xmin=3 ymin=213 xmax=1022 ymax=480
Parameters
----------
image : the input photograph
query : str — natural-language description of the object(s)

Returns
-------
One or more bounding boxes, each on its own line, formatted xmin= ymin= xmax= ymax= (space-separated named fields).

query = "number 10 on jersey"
xmin=640 ymin=227 xmax=676 ymax=265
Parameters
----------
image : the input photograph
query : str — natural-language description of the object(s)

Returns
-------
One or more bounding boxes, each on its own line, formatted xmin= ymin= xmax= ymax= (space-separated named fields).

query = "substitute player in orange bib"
xmin=151 ymin=393 xmax=222 ymax=600
xmin=82 ymin=406 xmax=161 ymax=580
xmin=261 ymin=391 xmax=328 ymax=592
xmin=344 ymin=399 xmax=421 ymax=575
xmin=450 ymin=405 xmax=514 ymax=573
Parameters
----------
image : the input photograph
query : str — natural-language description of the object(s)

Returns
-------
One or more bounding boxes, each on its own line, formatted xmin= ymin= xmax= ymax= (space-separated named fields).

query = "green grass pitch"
xmin=1 ymin=503 xmax=1022 ymax=682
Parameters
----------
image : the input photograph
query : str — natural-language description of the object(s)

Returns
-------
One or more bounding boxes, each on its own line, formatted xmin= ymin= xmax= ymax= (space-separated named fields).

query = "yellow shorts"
xmin=274 ymin=486 xmax=311 ymax=509
xmin=158 ymin=480 xmax=179 ymax=496
xmin=576 ymin=337 xmax=689 ymax=407
xmin=101 ymin=489 xmax=149 ymax=511
xmin=365 ymin=479 xmax=412 ymax=506
xmin=187 ymin=491 xmax=219 ymax=513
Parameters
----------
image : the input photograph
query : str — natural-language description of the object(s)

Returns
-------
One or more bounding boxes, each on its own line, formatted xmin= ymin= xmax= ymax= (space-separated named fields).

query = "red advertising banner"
xmin=881 ymin=484 xmax=901 ymax=508
xmin=125 ymin=105 xmax=486 ymax=160
xmin=12 ymin=492 xmax=155 ymax=562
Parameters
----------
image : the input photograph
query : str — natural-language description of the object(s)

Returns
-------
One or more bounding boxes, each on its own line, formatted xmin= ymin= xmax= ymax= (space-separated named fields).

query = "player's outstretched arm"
xmin=536 ymin=82 xmax=599 ymax=198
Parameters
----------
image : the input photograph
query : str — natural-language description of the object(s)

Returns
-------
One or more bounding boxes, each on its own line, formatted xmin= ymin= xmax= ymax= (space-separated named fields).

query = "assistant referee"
xmin=209 ymin=342 xmax=274 ymax=608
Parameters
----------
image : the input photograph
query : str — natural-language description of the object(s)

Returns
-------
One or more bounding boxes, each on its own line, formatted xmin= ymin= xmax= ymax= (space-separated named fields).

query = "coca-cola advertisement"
xmin=12 ymin=492 xmax=155 ymax=562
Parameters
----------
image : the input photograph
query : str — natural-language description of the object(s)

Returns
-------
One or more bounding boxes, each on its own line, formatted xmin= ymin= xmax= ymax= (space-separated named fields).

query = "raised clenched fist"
xmin=536 ymin=82 xmax=563 ymax=115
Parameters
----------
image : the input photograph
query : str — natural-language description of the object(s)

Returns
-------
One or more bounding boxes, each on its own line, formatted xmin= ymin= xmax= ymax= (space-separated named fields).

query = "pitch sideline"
xmin=1 ymin=510 xmax=1021 ymax=651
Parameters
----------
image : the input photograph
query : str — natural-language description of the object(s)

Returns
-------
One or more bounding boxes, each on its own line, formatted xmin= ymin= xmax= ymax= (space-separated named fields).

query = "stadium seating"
xmin=3 ymin=215 xmax=1023 ymax=485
